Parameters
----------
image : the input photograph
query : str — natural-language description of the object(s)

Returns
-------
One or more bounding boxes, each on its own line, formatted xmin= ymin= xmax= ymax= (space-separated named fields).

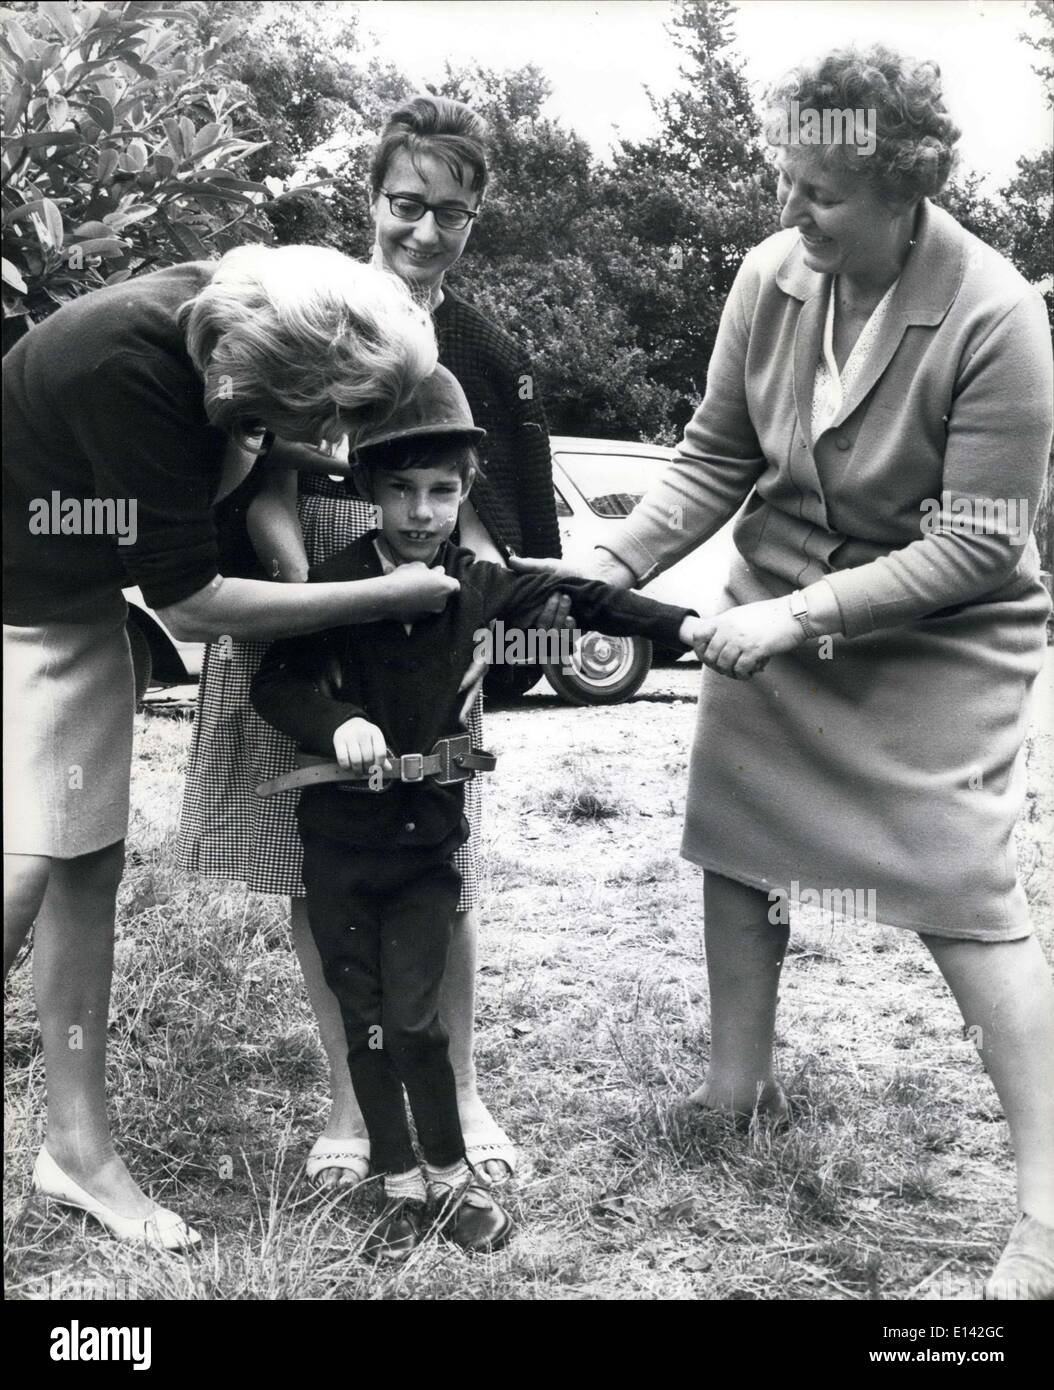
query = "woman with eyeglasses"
xmin=178 ymin=96 xmax=561 ymax=1190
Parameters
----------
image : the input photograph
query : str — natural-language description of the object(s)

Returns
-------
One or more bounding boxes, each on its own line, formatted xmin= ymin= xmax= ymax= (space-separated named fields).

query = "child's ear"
xmin=347 ymin=465 xmax=374 ymax=505
xmin=461 ymin=468 xmax=477 ymax=500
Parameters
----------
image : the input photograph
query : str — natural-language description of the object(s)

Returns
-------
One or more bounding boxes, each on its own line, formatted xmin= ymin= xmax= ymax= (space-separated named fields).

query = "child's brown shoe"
xmin=362 ymin=1197 xmax=428 ymax=1263
xmin=984 ymin=1212 xmax=1054 ymax=1300
xmin=433 ymin=1176 xmax=513 ymax=1253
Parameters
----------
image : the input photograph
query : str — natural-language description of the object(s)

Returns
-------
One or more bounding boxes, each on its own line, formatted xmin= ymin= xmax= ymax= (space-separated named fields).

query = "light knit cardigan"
xmin=605 ymin=200 xmax=1052 ymax=640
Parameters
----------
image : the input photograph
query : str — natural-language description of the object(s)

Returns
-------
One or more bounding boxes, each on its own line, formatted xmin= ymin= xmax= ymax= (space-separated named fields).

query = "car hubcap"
xmin=572 ymin=631 xmax=636 ymax=687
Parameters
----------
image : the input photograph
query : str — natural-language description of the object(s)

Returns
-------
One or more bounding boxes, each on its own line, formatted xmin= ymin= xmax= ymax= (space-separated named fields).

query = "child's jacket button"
xmin=405 ymin=822 xmax=415 ymax=832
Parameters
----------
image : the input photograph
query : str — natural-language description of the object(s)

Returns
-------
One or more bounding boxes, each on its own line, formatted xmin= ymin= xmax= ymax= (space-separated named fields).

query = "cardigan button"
xmin=835 ymin=435 xmax=851 ymax=451
xmin=405 ymin=822 xmax=416 ymax=832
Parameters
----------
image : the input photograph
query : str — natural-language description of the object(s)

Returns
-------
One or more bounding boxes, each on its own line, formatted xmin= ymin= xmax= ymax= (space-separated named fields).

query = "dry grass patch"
xmin=5 ymin=661 xmax=1052 ymax=1300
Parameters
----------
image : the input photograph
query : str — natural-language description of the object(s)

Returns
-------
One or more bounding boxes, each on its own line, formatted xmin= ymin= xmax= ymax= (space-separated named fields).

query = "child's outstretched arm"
xmin=246 ymin=465 xmax=310 ymax=584
xmin=476 ymin=563 xmax=699 ymax=651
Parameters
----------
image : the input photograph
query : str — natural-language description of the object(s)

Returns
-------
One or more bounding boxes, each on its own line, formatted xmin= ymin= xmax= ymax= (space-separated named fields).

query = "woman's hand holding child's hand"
xmin=680 ymin=598 xmax=805 ymax=680
xmin=333 ymin=717 xmax=392 ymax=775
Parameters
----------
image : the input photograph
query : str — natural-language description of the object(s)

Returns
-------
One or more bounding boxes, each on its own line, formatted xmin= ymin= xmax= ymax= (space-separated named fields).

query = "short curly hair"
xmin=763 ymin=45 xmax=961 ymax=202
xmin=180 ymin=245 xmax=438 ymax=448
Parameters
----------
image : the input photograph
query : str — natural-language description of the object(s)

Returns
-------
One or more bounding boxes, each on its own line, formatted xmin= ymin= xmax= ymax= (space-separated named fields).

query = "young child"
xmin=250 ymin=366 xmax=703 ymax=1261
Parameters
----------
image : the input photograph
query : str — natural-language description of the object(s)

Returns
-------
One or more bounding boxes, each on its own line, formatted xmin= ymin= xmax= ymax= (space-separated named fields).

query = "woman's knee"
xmin=4 ymin=853 xmax=51 ymax=972
xmin=704 ymin=869 xmax=775 ymax=923
xmin=4 ymin=853 xmax=51 ymax=921
xmin=52 ymin=841 xmax=126 ymax=904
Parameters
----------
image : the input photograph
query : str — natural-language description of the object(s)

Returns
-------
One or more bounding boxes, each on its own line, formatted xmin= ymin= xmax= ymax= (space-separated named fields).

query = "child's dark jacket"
xmin=251 ymin=532 xmax=694 ymax=849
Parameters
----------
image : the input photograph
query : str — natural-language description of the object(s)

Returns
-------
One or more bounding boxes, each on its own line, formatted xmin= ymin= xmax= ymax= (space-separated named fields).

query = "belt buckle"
xmin=434 ymin=733 xmax=472 ymax=785
xmin=399 ymin=752 xmax=425 ymax=783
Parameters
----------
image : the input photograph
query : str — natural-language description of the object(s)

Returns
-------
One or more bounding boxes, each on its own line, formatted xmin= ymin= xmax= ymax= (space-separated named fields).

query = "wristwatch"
xmin=789 ymin=589 xmax=813 ymax=640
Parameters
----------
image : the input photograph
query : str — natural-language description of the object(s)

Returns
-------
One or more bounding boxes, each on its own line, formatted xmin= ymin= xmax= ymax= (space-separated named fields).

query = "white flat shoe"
xmin=984 ymin=1212 xmax=1054 ymax=1300
xmin=305 ymin=1135 xmax=371 ymax=1187
xmin=32 ymin=1146 xmax=201 ymax=1252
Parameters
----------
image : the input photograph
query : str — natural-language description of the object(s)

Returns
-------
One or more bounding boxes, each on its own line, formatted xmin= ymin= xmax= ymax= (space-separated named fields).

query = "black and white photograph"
xmin=3 ymin=0 xmax=1053 ymax=1335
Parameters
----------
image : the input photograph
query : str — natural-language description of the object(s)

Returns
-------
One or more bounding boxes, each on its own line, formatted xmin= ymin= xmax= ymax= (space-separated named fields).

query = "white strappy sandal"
xmin=304 ymin=1135 xmax=371 ymax=1187
xmin=462 ymin=1124 xmax=518 ymax=1184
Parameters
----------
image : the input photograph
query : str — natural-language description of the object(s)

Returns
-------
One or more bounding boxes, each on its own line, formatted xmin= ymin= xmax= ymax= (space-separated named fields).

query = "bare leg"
xmin=289 ymin=896 xmax=368 ymax=1188
xmin=442 ymin=907 xmax=513 ymax=1180
xmin=442 ymin=906 xmax=480 ymax=1102
xmin=687 ymin=870 xmax=790 ymax=1113
xmin=922 ymin=933 xmax=1054 ymax=1226
xmin=34 ymin=842 xmax=157 ymax=1216
xmin=4 ymin=853 xmax=50 ymax=977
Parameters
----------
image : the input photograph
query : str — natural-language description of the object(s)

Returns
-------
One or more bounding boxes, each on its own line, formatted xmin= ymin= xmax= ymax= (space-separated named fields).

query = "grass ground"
xmin=4 ymin=655 xmax=1052 ymax=1301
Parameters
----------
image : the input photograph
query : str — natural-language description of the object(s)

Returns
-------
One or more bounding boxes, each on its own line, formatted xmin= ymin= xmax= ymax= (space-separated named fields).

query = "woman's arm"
xmin=808 ymin=291 xmax=1053 ymax=638
xmin=594 ymin=259 xmax=768 ymax=585
xmin=246 ymin=468 xmax=310 ymax=584
xmin=158 ymin=564 xmax=458 ymax=643
xmin=678 ymin=285 xmax=1053 ymax=677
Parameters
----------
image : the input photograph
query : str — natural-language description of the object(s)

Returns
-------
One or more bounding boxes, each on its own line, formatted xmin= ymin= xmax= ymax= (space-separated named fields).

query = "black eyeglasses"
xmin=381 ymin=191 xmax=479 ymax=232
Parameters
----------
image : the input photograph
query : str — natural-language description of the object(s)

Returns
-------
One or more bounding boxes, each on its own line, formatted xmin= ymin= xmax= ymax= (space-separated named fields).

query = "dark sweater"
xmin=435 ymin=287 xmax=561 ymax=560
xmin=3 ymin=263 xmax=225 ymax=625
xmin=251 ymin=533 xmax=693 ymax=847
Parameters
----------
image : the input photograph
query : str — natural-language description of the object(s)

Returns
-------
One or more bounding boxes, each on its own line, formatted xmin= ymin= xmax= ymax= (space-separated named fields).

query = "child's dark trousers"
xmin=300 ymin=827 xmax=467 ymax=1176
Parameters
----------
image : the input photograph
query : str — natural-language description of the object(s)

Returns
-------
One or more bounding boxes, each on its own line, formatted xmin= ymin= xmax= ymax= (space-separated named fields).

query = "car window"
xmin=553 ymin=483 xmax=574 ymax=518
xmin=554 ymin=452 xmax=671 ymax=519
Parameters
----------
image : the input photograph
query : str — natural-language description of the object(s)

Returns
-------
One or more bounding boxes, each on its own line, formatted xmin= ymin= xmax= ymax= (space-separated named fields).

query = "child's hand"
xmin=680 ymin=599 xmax=804 ymax=680
xmin=333 ymin=718 xmax=391 ymax=775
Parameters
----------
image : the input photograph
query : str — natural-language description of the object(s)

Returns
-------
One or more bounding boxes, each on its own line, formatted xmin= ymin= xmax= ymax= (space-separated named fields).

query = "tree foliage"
xmin=1 ymin=1 xmax=279 ymax=344
xmin=3 ymin=0 xmax=1050 ymax=485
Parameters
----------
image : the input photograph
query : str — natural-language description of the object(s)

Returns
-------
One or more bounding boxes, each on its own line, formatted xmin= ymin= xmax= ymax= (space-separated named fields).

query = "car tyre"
xmin=544 ymin=633 xmax=652 ymax=706
xmin=482 ymin=663 xmax=544 ymax=703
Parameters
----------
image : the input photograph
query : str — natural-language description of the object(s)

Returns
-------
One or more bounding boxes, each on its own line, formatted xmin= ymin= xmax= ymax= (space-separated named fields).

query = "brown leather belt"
xmin=256 ymin=733 xmax=497 ymax=798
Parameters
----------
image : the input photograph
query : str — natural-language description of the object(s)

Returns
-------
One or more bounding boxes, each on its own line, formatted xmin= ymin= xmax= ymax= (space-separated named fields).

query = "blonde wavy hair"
xmin=180 ymin=244 xmax=438 ymax=447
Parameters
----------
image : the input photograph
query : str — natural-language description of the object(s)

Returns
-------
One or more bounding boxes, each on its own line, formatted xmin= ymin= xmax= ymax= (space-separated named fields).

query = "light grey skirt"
xmin=683 ymin=554 xmax=1050 ymax=941
xmin=3 ymin=605 xmax=134 ymax=858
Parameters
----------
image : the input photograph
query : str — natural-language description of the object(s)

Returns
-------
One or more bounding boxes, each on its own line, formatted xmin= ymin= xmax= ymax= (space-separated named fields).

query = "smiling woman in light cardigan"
xmin=517 ymin=46 xmax=1054 ymax=1299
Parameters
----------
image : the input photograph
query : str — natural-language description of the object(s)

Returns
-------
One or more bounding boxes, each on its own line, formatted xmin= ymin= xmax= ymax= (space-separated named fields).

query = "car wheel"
xmin=543 ymin=633 xmax=652 ymax=706
xmin=126 ymin=619 xmax=153 ymax=704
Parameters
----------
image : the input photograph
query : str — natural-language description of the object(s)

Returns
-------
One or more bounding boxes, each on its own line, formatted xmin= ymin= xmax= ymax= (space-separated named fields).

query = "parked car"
xmin=122 ymin=436 xmax=739 ymax=706
xmin=123 ymin=586 xmax=203 ymax=702
xmin=545 ymin=436 xmax=738 ymax=704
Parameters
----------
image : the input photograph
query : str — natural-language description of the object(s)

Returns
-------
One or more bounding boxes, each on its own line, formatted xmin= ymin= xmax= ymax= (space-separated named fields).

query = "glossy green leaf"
xmin=6 ymin=130 xmax=81 ymax=150
xmin=46 ymin=95 xmax=69 ymax=128
xmin=2 ymin=256 xmax=28 ymax=292
xmin=38 ymin=2 xmax=80 ymax=42
xmin=71 ymin=219 xmax=113 ymax=238
xmin=3 ymin=80 xmax=30 ymax=136
xmin=84 ymin=96 xmax=115 ymax=134
xmin=2 ymin=19 xmax=38 ymax=62
xmin=95 ymin=147 xmax=119 ymax=184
